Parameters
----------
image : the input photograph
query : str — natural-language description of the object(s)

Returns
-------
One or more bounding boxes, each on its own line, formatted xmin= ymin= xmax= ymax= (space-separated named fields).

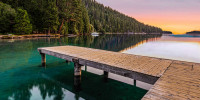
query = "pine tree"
xmin=14 ymin=8 xmax=32 ymax=34
xmin=82 ymin=5 xmax=90 ymax=34
xmin=43 ymin=1 xmax=59 ymax=34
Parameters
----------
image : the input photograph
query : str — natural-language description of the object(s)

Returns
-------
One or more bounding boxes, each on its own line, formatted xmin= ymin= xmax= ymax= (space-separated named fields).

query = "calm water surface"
xmin=0 ymin=34 xmax=199 ymax=100
xmin=123 ymin=35 xmax=200 ymax=63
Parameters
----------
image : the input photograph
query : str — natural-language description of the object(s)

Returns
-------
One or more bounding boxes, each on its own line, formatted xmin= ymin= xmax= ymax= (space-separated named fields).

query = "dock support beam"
xmin=73 ymin=58 xmax=82 ymax=92
xmin=104 ymin=71 xmax=108 ymax=82
xmin=40 ymin=53 xmax=46 ymax=67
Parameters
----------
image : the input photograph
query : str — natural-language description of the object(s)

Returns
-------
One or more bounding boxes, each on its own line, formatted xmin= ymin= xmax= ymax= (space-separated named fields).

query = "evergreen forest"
xmin=0 ymin=0 xmax=163 ymax=35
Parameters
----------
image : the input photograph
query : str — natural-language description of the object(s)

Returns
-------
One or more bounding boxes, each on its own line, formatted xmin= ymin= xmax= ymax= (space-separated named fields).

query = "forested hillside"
xmin=1 ymin=0 xmax=162 ymax=35
xmin=82 ymin=0 xmax=163 ymax=34
xmin=1 ymin=0 xmax=92 ymax=35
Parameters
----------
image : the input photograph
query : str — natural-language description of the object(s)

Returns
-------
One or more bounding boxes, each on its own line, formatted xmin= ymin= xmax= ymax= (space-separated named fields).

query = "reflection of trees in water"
xmin=3 ymin=65 xmax=147 ymax=100
xmin=92 ymin=34 xmax=162 ymax=51
xmin=7 ymin=79 xmax=64 ymax=100
xmin=64 ymin=34 xmax=162 ymax=52
xmin=0 ymin=62 xmax=68 ymax=100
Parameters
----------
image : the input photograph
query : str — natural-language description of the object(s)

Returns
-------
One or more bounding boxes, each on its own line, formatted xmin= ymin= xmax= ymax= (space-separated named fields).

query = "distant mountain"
xmin=186 ymin=31 xmax=200 ymax=35
xmin=163 ymin=31 xmax=173 ymax=34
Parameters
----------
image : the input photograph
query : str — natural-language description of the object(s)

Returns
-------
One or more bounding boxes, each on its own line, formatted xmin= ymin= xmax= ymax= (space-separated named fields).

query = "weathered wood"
xmin=142 ymin=61 xmax=200 ymax=100
xmin=72 ymin=58 xmax=82 ymax=92
xmin=134 ymin=79 xmax=136 ymax=86
xmin=85 ymin=66 xmax=87 ymax=71
xmin=73 ymin=58 xmax=82 ymax=76
xmin=40 ymin=52 xmax=46 ymax=67
xmin=38 ymin=46 xmax=171 ymax=84
xmin=37 ymin=46 xmax=200 ymax=100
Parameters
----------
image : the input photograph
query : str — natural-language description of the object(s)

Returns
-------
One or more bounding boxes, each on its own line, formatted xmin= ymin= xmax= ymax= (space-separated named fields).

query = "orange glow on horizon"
xmin=132 ymin=13 xmax=200 ymax=34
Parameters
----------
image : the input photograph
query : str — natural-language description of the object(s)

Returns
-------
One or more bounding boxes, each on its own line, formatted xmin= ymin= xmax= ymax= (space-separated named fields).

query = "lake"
xmin=0 ymin=34 xmax=199 ymax=100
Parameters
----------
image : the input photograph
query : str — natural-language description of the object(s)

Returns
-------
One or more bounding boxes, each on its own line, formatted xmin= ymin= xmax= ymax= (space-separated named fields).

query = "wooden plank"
xmin=38 ymin=46 xmax=165 ymax=84
xmin=38 ymin=46 xmax=200 ymax=100
xmin=38 ymin=46 xmax=172 ymax=78
xmin=143 ymin=61 xmax=200 ymax=100
xmin=146 ymin=60 xmax=172 ymax=77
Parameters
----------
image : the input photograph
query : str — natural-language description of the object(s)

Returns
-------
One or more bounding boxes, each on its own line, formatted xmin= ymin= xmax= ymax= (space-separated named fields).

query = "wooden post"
xmin=85 ymin=66 xmax=87 ymax=71
xmin=40 ymin=53 xmax=46 ymax=67
xmin=73 ymin=58 xmax=82 ymax=92
xmin=104 ymin=71 xmax=108 ymax=82
xmin=134 ymin=79 xmax=137 ymax=87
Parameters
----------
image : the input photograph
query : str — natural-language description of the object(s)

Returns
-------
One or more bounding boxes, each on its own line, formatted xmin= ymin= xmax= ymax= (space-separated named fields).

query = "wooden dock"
xmin=38 ymin=46 xmax=200 ymax=99
xmin=142 ymin=61 xmax=200 ymax=100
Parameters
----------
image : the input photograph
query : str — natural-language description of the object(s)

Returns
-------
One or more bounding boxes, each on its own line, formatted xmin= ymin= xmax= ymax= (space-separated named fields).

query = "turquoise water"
xmin=0 ymin=34 xmax=161 ymax=100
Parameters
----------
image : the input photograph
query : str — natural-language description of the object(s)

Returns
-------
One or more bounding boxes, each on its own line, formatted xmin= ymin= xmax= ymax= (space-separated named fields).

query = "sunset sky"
xmin=96 ymin=0 xmax=200 ymax=34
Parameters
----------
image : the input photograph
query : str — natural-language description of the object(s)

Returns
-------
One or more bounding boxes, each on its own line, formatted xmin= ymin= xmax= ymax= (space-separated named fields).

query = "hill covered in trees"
xmin=163 ymin=31 xmax=173 ymax=34
xmin=82 ymin=0 xmax=163 ymax=34
xmin=186 ymin=31 xmax=200 ymax=35
xmin=1 ymin=0 xmax=163 ymax=35
xmin=1 ymin=0 xmax=92 ymax=35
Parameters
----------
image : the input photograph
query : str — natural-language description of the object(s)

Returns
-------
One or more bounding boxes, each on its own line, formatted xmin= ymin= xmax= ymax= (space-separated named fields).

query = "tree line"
xmin=1 ymin=0 xmax=163 ymax=35
xmin=0 ymin=0 xmax=92 ymax=35
xmin=82 ymin=0 xmax=163 ymax=34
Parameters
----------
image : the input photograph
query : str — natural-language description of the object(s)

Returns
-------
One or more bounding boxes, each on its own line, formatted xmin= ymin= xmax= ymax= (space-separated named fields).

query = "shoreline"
xmin=0 ymin=33 xmax=163 ymax=40
xmin=0 ymin=34 xmax=78 ymax=39
xmin=105 ymin=32 xmax=162 ymax=35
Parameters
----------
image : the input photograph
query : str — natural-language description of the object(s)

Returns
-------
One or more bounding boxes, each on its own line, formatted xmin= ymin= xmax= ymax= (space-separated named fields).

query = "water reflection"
xmin=123 ymin=36 xmax=200 ymax=63
xmin=120 ymin=36 xmax=161 ymax=52
xmin=0 ymin=34 xmax=162 ymax=52
xmin=1 ymin=63 xmax=148 ymax=100
xmin=0 ymin=34 xmax=161 ymax=100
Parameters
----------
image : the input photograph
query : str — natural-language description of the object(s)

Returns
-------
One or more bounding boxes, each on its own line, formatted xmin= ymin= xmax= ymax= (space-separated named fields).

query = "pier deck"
xmin=38 ymin=46 xmax=200 ymax=100
xmin=142 ymin=61 xmax=200 ymax=100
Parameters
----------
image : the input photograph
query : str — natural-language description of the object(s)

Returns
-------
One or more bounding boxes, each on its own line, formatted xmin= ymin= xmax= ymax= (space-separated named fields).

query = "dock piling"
xmin=85 ymin=66 xmax=87 ymax=71
xmin=66 ymin=60 xmax=69 ymax=63
xmin=104 ymin=71 xmax=108 ymax=82
xmin=73 ymin=58 xmax=82 ymax=91
xmin=40 ymin=53 xmax=46 ymax=67
xmin=134 ymin=79 xmax=136 ymax=86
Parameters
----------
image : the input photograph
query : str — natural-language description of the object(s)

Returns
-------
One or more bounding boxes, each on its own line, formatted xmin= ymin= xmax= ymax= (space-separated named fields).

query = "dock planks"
xmin=38 ymin=46 xmax=172 ymax=76
xmin=38 ymin=46 xmax=173 ymax=84
xmin=38 ymin=46 xmax=200 ymax=100
xmin=142 ymin=61 xmax=200 ymax=100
